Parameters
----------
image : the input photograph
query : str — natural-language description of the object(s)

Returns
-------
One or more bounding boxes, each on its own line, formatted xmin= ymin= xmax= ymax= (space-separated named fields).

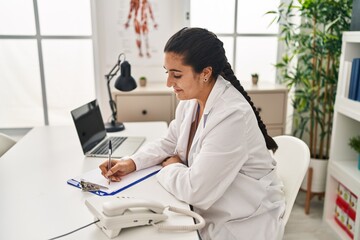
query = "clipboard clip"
xmin=80 ymin=179 xmax=109 ymax=192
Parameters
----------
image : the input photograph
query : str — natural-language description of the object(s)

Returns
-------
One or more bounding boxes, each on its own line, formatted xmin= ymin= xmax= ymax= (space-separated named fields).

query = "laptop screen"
xmin=71 ymin=99 xmax=107 ymax=153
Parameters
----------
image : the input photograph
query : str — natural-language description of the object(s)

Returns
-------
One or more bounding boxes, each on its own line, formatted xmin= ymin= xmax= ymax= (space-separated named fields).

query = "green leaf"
xmin=270 ymin=0 xmax=352 ymax=156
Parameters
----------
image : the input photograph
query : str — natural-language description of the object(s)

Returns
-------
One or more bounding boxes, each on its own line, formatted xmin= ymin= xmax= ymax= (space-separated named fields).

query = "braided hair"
xmin=164 ymin=27 xmax=278 ymax=152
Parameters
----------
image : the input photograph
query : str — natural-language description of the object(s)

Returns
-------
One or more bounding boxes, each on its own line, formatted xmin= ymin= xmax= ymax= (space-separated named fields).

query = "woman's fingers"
xmin=99 ymin=159 xmax=136 ymax=181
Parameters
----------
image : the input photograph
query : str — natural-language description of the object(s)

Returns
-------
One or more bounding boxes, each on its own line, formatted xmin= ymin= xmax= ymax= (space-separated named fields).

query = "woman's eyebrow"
xmin=163 ymin=66 xmax=182 ymax=72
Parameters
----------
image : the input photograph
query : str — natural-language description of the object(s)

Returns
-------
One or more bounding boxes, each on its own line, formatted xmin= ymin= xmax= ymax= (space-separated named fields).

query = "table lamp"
xmin=105 ymin=53 xmax=137 ymax=132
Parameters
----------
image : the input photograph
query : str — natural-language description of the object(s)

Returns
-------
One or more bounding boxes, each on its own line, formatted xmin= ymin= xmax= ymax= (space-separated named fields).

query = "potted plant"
xmin=251 ymin=73 xmax=259 ymax=85
xmin=139 ymin=76 xmax=147 ymax=87
xmin=349 ymin=135 xmax=360 ymax=170
xmin=268 ymin=0 xmax=352 ymax=193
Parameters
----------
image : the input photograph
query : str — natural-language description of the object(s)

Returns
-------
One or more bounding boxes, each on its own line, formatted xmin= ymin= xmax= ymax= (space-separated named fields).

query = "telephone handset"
xmin=102 ymin=197 xmax=165 ymax=217
xmin=85 ymin=195 xmax=205 ymax=239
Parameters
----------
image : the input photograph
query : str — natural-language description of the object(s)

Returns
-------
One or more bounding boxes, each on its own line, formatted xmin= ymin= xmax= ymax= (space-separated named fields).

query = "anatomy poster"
xmin=99 ymin=0 xmax=173 ymax=67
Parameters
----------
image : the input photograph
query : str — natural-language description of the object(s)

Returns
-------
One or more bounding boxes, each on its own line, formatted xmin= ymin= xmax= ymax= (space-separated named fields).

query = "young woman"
xmin=100 ymin=27 xmax=285 ymax=240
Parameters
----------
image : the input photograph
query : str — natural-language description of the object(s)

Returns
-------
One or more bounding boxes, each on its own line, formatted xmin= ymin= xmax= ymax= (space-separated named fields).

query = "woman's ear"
xmin=202 ymin=66 xmax=213 ymax=81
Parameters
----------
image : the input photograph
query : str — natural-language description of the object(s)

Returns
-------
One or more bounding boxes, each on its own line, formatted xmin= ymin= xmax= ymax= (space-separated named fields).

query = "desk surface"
xmin=0 ymin=122 xmax=198 ymax=240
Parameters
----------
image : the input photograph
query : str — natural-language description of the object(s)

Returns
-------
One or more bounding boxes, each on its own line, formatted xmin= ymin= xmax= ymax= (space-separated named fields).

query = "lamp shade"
xmin=114 ymin=61 xmax=137 ymax=91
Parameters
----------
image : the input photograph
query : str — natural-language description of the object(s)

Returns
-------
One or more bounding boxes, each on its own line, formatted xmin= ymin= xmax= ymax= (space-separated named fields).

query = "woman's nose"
xmin=166 ymin=76 xmax=173 ymax=87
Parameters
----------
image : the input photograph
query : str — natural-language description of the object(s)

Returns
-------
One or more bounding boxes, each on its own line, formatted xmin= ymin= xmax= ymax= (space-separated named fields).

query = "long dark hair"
xmin=164 ymin=27 xmax=278 ymax=152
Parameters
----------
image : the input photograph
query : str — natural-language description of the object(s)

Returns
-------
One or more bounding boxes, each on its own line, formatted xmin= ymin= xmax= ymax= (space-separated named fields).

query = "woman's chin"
xmin=174 ymin=91 xmax=185 ymax=100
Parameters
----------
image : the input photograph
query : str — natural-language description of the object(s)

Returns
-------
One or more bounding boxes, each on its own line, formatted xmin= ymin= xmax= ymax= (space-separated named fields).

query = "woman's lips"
xmin=173 ymin=87 xmax=182 ymax=93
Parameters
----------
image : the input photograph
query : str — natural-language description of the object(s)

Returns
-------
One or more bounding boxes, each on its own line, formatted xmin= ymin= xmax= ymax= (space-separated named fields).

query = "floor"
xmin=283 ymin=191 xmax=339 ymax=240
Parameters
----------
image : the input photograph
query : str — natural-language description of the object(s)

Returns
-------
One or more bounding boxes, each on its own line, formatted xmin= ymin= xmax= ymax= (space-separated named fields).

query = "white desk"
xmin=0 ymin=122 xmax=199 ymax=240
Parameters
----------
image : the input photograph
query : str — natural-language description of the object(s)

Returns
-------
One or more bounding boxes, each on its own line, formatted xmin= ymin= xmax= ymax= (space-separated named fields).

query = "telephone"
xmin=85 ymin=195 xmax=205 ymax=239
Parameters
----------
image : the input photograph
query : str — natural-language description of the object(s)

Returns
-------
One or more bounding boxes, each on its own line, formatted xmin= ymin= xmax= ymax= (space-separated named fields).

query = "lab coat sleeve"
xmin=130 ymin=119 xmax=178 ymax=170
xmin=156 ymin=109 xmax=253 ymax=210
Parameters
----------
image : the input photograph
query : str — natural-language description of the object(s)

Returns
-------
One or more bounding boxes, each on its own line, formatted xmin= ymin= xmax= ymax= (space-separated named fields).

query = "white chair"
xmin=0 ymin=133 xmax=17 ymax=157
xmin=273 ymin=135 xmax=310 ymax=239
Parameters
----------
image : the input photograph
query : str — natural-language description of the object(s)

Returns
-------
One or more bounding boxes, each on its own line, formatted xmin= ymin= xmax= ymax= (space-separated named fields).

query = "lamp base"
xmin=105 ymin=121 xmax=125 ymax=132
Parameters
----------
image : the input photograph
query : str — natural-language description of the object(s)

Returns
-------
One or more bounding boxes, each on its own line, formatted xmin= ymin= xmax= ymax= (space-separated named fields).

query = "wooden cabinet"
xmin=323 ymin=32 xmax=360 ymax=240
xmin=246 ymin=83 xmax=288 ymax=136
xmin=114 ymin=83 xmax=176 ymax=124
xmin=113 ymin=82 xmax=288 ymax=136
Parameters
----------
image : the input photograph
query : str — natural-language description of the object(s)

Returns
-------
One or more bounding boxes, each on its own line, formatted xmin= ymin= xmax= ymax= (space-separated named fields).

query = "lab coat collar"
xmin=188 ymin=76 xmax=230 ymax=164
xmin=202 ymin=76 xmax=230 ymax=126
xmin=176 ymin=99 xmax=198 ymax=163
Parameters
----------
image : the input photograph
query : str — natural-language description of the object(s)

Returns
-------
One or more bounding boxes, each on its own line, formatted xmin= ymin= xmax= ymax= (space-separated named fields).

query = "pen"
xmin=108 ymin=140 xmax=112 ymax=185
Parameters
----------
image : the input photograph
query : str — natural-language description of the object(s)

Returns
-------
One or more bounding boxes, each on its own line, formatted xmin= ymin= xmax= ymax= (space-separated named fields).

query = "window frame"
xmin=189 ymin=0 xmax=282 ymax=83
xmin=0 ymin=0 xmax=95 ymax=128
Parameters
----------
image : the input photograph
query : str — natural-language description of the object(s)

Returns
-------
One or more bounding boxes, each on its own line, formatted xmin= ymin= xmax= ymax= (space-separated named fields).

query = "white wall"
xmin=92 ymin=0 xmax=189 ymax=120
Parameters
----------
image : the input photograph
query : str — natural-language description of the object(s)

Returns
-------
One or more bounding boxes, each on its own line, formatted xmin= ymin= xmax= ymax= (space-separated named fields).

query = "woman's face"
xmin=164 ymin=52 xmax=203 ymax=101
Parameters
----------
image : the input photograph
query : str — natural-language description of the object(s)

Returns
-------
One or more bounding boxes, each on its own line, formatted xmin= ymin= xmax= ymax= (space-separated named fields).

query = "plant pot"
xmin=139 ymin=77 xmax=147 ymax=87
xmin=300 ymin=158 xmax=328 ymax=193
xmin=252 ymin=77 xmax=258 ymax=85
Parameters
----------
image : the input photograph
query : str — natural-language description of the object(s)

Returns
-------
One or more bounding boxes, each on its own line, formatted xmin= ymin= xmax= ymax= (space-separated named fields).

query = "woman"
xmin=100 ymin=27 xmax=285 ymax=240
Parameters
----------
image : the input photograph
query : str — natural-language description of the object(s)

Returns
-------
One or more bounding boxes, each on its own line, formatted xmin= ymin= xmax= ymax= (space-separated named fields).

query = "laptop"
xmin=71 ymin=99 xmax=145 ymax=158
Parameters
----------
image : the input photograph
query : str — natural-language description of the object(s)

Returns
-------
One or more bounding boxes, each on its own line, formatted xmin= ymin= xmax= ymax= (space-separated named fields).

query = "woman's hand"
xmin=99 ymin=159 xmax=136 ymax=182
xmin=161 ymin=155 xmax=183 ymax=167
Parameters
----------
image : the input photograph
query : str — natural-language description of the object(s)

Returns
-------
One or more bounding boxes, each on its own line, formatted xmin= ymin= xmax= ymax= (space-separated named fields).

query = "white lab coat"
xmin=131 ymin=76 xmax=285 ymax=240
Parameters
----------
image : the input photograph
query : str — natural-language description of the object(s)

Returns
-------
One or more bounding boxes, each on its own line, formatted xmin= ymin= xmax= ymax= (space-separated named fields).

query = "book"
xmin=348 ymin=58 xmax=360 ymax=101
xmin=343 ymin=61 xmax=352 ymax=97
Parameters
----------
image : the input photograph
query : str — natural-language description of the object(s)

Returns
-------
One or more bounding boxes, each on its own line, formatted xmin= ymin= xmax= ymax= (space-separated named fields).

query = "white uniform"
xmin=131 ymin=76 xmax=285 ymax=240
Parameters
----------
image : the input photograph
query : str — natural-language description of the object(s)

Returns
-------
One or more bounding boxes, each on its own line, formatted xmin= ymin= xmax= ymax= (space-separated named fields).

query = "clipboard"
xmin=67 ymin=165 xmax=162 ymax=196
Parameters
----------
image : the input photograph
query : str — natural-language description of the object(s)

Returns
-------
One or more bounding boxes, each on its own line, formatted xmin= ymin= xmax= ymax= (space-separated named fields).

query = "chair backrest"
xmin=273 ymin=135 xmax=310 ymax=225
xmin=0 ymin=133 xmax=17 ymax=157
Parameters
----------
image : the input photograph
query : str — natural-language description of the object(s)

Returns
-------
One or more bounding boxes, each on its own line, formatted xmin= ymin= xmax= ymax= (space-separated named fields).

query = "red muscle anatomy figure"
xmin=124 ymin=0 xmax=158 ymax=58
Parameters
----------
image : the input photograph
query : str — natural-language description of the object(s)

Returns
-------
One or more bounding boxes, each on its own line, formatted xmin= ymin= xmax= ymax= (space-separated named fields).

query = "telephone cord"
xmin=151 ymin=205 xmax=205 ymax=231
xmin=47 ymin=219 xmax=100 ymax=240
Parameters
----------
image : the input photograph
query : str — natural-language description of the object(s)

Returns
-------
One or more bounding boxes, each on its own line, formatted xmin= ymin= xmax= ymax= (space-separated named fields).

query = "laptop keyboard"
xmin=91 ymin=137 xmax=127 ymax=155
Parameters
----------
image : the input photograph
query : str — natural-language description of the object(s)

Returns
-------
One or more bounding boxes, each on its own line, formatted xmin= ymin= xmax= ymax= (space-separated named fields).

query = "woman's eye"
xmin=164 ymin=70 xmax=181 ymax=79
